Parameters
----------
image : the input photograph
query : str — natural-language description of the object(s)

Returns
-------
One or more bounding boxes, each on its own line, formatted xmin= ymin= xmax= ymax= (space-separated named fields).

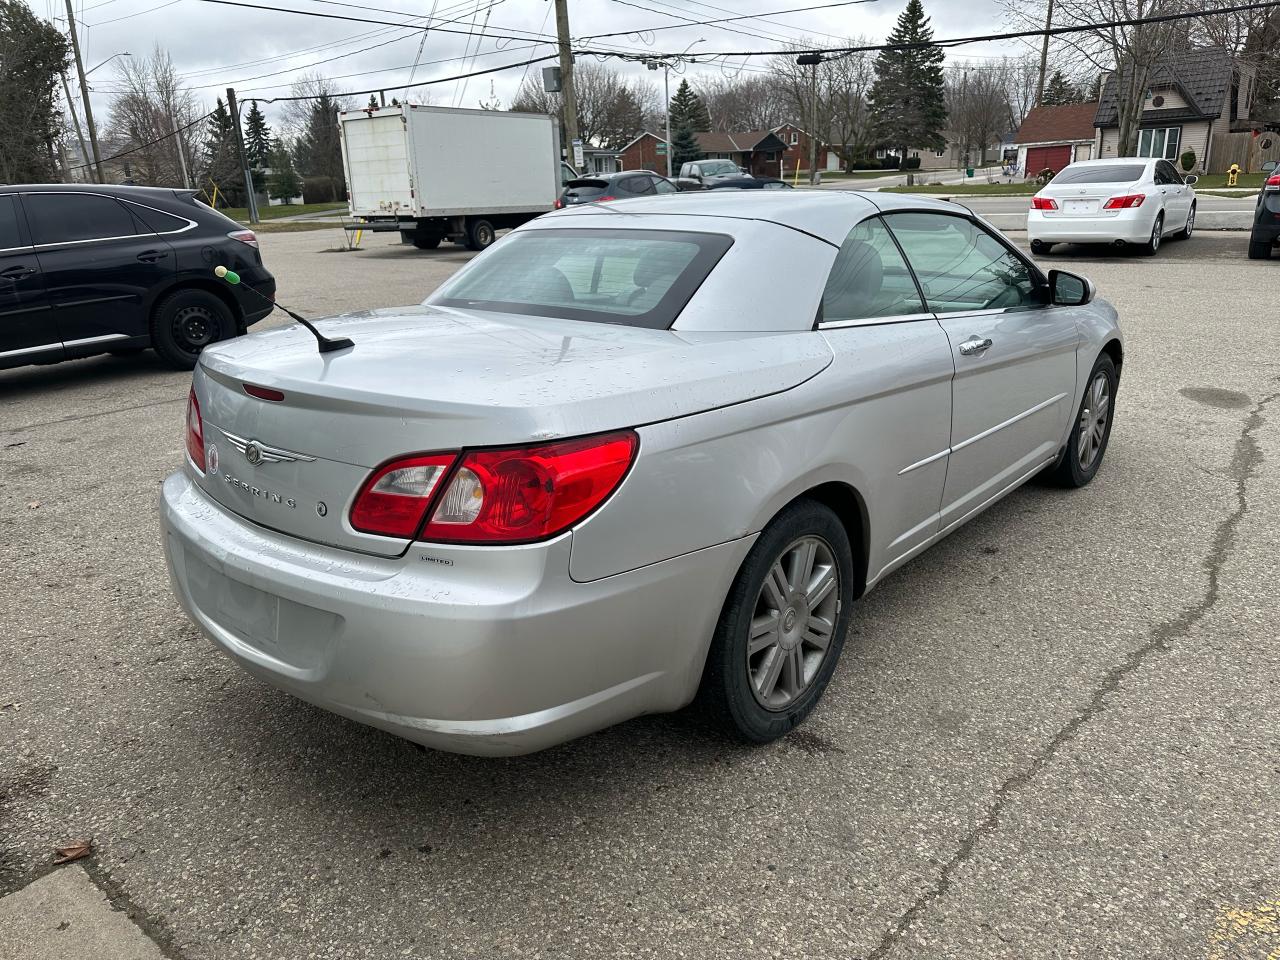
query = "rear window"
xmin=1052 ymin=164 xmax=1147 ymax=184
xmin=427 ymin=228 xmax=733 ymax=329
xmin=565 ymin=179 xmax=608 ymax=196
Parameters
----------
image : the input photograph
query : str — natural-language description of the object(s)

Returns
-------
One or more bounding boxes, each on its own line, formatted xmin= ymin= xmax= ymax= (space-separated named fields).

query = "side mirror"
xmin=1048 ymin=269 xmax=1094 ymax=307
xmin=1263 ymin=160 xmax=1278 ymax=173
xmin=1184 ymin=174 xmax=1198 ymax=185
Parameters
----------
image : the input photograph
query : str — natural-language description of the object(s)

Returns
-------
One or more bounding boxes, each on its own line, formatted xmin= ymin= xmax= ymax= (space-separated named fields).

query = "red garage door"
xmin=1026 ymin=145 xmax=1072 ymax=176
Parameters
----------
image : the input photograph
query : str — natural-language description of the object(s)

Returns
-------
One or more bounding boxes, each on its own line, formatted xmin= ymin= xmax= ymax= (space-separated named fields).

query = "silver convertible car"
xmin=160 ymin=191 xmax=1123 ymax=756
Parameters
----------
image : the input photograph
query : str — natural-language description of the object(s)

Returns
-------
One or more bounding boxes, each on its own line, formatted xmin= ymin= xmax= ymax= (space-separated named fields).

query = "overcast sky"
xmin=32 ymin=0 xmax=1034 ymax=131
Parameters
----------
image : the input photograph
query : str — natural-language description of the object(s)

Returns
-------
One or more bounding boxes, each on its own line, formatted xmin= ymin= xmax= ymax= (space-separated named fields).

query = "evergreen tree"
xmin=267 ymin=139 xmax=300 ymax=203
xmin=867 ymin=0 xmax=947 ymax=156
xmin=1041 ymin=70 xmax=1083 ymax=106
xmin=1086 ymin=72 xmax=1103 ymax=102
xmin=669 ymin=79 xmax=712 ymax=133
xmin=671 ymin=125 xmax=703 ymax=167
xmin=243 ymin=100 xmax=272 ymax=170
xmin=203 ymin=97 xmax=243 ymax=205
xmin=367 ymin=94 xmax=379 ymax=110
xmin=0 ymin=0 xmax=69 ymax=183
xmin=292 ymin=92 xmax=344 ymax=198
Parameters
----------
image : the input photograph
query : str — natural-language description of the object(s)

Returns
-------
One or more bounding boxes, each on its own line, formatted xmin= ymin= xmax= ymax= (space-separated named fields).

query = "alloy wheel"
xmin=1077 ymin=371 xmax=1110 ymax=471
xmin=1185 ymin=206 xmax=1195 ymax=236
xmin=1150 ymin=216 xmax=1162 ymax=252
xmin=747 ymin=535 xmax=840 ymax=711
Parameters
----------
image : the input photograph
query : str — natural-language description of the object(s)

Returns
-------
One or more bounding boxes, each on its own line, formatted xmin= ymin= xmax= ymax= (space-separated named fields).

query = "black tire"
xmin=1176 ymin=202 xmax=1195 ymax=239
xmin=108 ymin=346 xmax=146 ymax=357
xmin=150 ymin=288 xmax=235 ymax=370
xmin=699 ymin=499 xmax=855 ymax=744
xmin=1030 ymin=240 xmax=1054 ymax=255
xmin=1248 ymin=239 xmax=1272 ymax=260
xmin=412 ymin=234 xmax=441 ymax=250
xmin=464 ymin=218 xmax=496 ymax=251
xmin=1141 ymin=213 xmax=1163 ymax=256
xmin=1047 ymin=353 xmax=1117 ymax=488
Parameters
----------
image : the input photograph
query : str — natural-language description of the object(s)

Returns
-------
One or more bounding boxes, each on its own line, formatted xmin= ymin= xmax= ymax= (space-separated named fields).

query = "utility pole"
xmin=225 ymin=88 xmax=260 ymax=224
xmin=1035 ymin=0 xmax=1055 ymax=107
xmin=797 ymin=53 xmax=824 ymax=185
xmin=553 ymin=0 xmax=580 ymax=161
xmin=169 ymin=107 xmax=190 ymax=188
xmin=63 ymin=0 xmax=104 ymax=183
xmin=60 ymin=71 xmax=91 ymax=183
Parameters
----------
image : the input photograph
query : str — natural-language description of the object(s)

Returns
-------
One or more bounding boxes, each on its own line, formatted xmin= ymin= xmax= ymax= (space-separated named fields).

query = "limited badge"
xmin=206 ymin=442 xmax=219 ymax=474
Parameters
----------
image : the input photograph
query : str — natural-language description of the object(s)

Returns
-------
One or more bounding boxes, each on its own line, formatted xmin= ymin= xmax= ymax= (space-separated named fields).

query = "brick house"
xmin=1011 ymin=101 xmax=1101 ymax=176
xmin=691 ymin=129 xmax=790 ymax=176
xmin=618 ymin=132 xmax=668 ymax=173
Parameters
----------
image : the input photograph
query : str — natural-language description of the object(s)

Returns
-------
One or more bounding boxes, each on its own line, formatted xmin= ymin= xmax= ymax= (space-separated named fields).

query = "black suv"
xmin=0 ymin=184 xmax=275 ymax=371
xmin=556 ymin=171 xmax=680 ymax=207
xmin=1247 ymin=160 xmax=1280 ymax=260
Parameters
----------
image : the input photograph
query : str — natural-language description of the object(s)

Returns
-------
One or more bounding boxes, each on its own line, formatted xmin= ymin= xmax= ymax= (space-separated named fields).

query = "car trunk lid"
xmin=1040 ymin=179 xmax=1143 ymax=217
xmin=191 ymin=305 xmax=831 ymax=556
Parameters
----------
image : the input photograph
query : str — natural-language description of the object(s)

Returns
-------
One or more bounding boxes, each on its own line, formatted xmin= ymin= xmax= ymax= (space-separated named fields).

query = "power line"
xmin=66 ymin=108 xmax=214 ymax=172
xmin=593 ymin=0 xmax=875 ymax=45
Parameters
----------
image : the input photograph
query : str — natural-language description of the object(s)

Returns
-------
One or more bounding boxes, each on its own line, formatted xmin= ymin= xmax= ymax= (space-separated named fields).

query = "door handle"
xmin=0 ymin=265 xmax=35 ymax=278
xmin=136 ymin=250 xmax=168 ymax=262
xmin=958 ymin=336 xmax=993 ymax=357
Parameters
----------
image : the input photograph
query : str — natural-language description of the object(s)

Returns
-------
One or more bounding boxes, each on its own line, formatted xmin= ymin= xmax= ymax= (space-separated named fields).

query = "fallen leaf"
xmin=53 ymin=839 xmax=92 ymax=865
xmin=26 ymin=501 xmax=40 ymax=510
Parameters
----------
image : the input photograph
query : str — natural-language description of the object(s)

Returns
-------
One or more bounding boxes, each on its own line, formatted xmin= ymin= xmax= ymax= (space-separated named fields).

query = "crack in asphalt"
xmin=865 ymin=392 xmax=1278 ymax=960
xmin=0 ymin=396 xmax=184 ymax=437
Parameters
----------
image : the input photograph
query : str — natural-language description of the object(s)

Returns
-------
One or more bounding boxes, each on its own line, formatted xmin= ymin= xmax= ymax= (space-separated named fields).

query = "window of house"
xmin=875 ymin=148 xmax=886 ymax=159
xmin=935 ymin=147 xmax=946 ymax=157
xmin=790 ymin=132 xmax=798 ymax=145
xmin=1137 ymin=126 xmax=1181 ymax=160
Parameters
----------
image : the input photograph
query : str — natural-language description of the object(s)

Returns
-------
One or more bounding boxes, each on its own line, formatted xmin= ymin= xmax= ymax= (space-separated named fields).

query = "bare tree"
xmin=1003 ymin=53 xmax=1044 ymax=127
xmin=103 ymin=45 xmax=201 ymax=186
xmin=947 ymin=61 xmax=1014 ymax=164
xmin=1193 ymin=5 xmax=1280 ymax=121
xmin=768 ymin=39 xmax=877 ymax=167
xmin=701 ymin=73 xmax=787 ymax=131
xmin=1002 ymin=0 xmax=1189 ymax=155
xmin=279 ymin=73 xmax=352 ymax=143
xmin=511 ymin=61 xmax=658 ymax=149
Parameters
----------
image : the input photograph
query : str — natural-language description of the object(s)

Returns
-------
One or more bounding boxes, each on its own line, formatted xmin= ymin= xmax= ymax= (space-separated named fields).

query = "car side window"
xmin=0 ymin=196 xmax=25 ymax=249
xmin=1158 ymin=160 xmax=1182 ymax=185
xmin=25 ymin=193 xmax=139 ymax=246
xmin=882 ymin=212 xmax=1041 ymax=314
xmin=127 ymin=203 xmax=190 ymax=234
xmin=820 ymin=216 xmax=926 ymax=324
xmin=1152 ymin=163 xmax=1169 ymax=185
xmin=652 ymin=177 xmax=677 ymax=194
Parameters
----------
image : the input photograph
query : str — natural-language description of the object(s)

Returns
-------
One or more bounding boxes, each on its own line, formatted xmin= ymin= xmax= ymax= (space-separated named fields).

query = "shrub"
xmin=879 ymin=155 xmax=901 ymax=169
xmin=901 ymin=156 xmax=922 ymax=170
xmin=1180 ymin=149 xmax=1196 ymax=172
xmin=1036 ymin=167 xmax=1056 ymax=185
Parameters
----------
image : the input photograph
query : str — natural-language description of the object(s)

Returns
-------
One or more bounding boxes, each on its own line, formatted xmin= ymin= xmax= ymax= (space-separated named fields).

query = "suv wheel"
xmin=150 ymin=289 xmax=234 ymax=370
xmin=1248 ymin=238 xmax=1272 ymax=260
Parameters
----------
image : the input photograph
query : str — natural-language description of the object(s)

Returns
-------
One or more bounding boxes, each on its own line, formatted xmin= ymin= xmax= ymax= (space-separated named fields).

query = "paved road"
xmin=2 ymin=228 xmax=1278 ymax=960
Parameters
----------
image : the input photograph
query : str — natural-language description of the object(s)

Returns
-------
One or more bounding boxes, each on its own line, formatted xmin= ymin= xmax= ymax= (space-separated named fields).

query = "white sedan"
xmin=1028 ymin=157 xmax=1198 ymax=255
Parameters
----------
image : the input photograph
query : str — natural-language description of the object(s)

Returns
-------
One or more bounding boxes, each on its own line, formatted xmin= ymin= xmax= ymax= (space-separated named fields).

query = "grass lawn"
xmin=1186 ymin=172 xmax=1265 ymax=189
xmin=248 ymin=221 xmax=348 ymax=233
xmin=817 ymin=170 xmax=897 ymax=180
xmin=881 ymin=182 xmax=1041 ymax=196
xmin=214 ymin=201 xmax=347 ymax=223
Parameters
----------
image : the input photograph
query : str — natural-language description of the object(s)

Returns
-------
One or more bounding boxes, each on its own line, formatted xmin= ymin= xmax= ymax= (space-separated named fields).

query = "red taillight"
xmin=1031 ymin=196 xmax=1058 ymax=210
xmin=227 ymin=229 xmax=259 ymax=248
xmin=185 ymin=387 xmax=204 ymax=471
xmin=554 ymin=198 xmax=565 ymax=209
xmin=596 ymin=195 xmax=617 ymax=203
xmin=1265 ymin=173 xmax=1280 ymax=190
xmin=349 ymin=453 xmax=456 ymax=538
xmin=1103 ymin=193 xmax=1145 ymax=209
xmin=243 ymin=383 xmax=285 ymax=402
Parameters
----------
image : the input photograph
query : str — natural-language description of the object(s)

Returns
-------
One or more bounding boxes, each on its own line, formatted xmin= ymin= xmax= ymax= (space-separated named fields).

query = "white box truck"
xmin=339 ymin=104 xmax=576 ymax=251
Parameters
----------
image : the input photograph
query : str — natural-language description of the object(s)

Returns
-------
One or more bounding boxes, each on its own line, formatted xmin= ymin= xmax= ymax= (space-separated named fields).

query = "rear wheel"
xmin=464 ymin=218 xmax=496 ymax=251
xmin=1030 ymin=240 xmax=1054 ymax=255
xmin=412 ymin=234 xmax=441 ymax=250
xmin=700 ymin=499 xmax=854 ymax=744
xmin=150 ymin=289 xmax=234 ymax=370
xmin=1177 ymin=202 xmax=1195 ymax=239
xmin=1048 ymin=353 xmax=1117 ymax=488
xmin=1248 ymin=238 xmax=1272 ymax=260
xmin=1142 ymin=213 xmax=1164 ymax=256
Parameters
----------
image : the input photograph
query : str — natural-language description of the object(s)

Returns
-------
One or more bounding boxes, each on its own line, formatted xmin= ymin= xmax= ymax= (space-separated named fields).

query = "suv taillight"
xmin=1103 ymin=193 xmax=1145 ymax=209
xmin=185 ymin=387 xmax=205 ymax=471
xmin=1030 ymin=196 xmax=1058 ymax=210
xmin=228 ymin=229 xmax=259 ymax=248
xmin=348 ymin=432 xmax=638 ymax=543
xmin=1266 ymin=173 xmax=1280 ymax=190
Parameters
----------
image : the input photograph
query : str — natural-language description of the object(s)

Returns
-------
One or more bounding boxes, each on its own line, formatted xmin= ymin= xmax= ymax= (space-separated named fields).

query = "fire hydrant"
xmin=1228 ymin=163 xmax=1241 ymax=186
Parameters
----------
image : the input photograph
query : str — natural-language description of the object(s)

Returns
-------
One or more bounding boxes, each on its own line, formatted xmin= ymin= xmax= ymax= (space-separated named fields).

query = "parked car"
xmin=1247 ymin=159 xmax=1280 ymax=259
xmin=705 ymin=176 xmax=793 ymax=190
xmin=161 ymin=190 xmax=1122 ymax=757
xmin=1027 ymin=157 xmax=1197 ymax=256
xmin=676 ymin=159 xmax=750 ymax=190
xmin=555 ymin=171 xmax=679 ymax=208
xmin=0 ymin=185 xmax=274 ymax=371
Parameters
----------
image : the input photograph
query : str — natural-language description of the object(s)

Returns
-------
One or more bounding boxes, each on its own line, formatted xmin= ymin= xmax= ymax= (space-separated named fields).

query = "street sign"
xmin=572 ymin=139 xmax=584 ymax=169
xmin=656 ymin=143 xmax=667 ymax=155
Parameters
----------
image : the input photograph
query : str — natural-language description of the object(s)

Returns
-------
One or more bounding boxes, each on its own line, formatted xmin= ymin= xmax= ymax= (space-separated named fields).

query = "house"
xmin=1093 ymin=46 xmax=1254 ymax=172
xmin=692 ymin=129 xmax=791 ymax=176
xmin=620 ymin=125 xmax=837 ymax=176
xmin=1012 ymin=101 xmax=1101 ymax=176
xmin=771 ymin=123 xmax=840 ymax=175
xmin=618 ymin=131 xmax=669 ymax=173
xmin=579 ymin=146 xmax=621 ymax=175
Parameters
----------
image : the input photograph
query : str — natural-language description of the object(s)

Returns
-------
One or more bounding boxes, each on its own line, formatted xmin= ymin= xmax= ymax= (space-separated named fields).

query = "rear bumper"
xmin=159 ymin=470 xmax=751 ymax=755
xmin=1026 ymin=207 xmax=1156 ymax=244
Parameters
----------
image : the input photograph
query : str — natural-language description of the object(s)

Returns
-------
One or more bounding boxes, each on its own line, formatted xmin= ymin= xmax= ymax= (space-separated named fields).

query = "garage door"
xmin=1026 ymin=145 xmax=1072 ymax=176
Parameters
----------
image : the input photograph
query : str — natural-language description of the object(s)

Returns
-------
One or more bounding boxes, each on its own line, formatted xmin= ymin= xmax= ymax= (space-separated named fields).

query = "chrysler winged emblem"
xmin=217 ymin=428 xmax=316 ymax=465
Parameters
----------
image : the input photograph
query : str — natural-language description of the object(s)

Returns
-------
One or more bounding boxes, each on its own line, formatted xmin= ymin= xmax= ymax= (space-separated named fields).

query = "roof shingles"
xmin=1013 ymin=102 xmax=1101 ymax=144
xmin=1094 ymin=47 xmax=1233 ymax=127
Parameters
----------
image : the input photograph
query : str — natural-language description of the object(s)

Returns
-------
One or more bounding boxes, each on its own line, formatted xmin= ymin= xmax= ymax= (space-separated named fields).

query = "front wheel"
xmin=150 ymin=289 xmax=234 ymax=370
xmin=1142 ymin=213 xmax=1164 ymax=256
xmin=1048 ymin=353 xmax=1117 ymax=488
xmin=699 ymin=499 xmax=854 ymax=744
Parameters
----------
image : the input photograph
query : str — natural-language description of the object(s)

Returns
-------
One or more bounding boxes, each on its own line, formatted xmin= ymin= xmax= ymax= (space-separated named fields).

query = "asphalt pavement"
xmin=2 ymin=228 xmax=1278 ymax=960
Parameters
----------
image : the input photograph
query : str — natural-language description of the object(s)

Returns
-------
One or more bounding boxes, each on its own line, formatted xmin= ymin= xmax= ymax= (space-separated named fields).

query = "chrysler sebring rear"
xmin=161 ymin=191 xmax=1123 ymax=755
